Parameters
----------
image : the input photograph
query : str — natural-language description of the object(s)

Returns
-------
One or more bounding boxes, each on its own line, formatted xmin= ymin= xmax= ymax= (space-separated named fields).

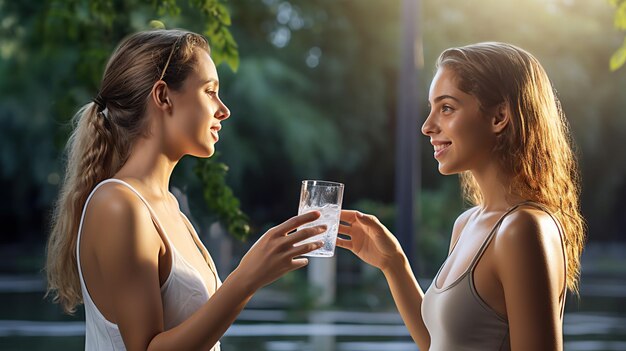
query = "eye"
xmin=205 ymin=89 xmax=217 ymax=97
xmin=441 ymin=104 xmax=454 ymax=113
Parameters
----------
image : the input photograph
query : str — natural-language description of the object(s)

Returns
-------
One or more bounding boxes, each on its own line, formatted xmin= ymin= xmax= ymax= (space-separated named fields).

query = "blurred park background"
xmin=1 ymin=0 xmax=626 ymax=350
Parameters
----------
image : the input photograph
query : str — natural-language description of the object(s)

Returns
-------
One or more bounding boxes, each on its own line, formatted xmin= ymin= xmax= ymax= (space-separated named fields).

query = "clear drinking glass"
xmin=296 ymin=180 xmax=344 ymax=257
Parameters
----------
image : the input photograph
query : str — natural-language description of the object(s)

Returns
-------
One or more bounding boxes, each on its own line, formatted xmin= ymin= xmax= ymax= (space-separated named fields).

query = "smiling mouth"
xmin=434 ymin=143 xmax=451 ymax=158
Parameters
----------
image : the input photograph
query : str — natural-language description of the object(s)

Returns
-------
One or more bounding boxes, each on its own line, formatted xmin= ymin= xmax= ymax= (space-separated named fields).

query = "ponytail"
xmin=45 ymin=102 xmax=119 ymax=313
xmin=45 ymin=29 xmax=210 ymax=314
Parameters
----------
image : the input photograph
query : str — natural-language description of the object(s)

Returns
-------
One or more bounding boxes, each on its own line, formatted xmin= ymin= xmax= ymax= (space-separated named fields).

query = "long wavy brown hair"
xmin=437 ymin=42 xmax=585 ymax=294
xmin=45 ymin=29 xmax=210 ymax=314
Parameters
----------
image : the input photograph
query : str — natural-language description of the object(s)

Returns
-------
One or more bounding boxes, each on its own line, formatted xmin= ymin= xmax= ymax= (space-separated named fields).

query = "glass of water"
xmin=296 ymin=180 xmax=344 ymax=257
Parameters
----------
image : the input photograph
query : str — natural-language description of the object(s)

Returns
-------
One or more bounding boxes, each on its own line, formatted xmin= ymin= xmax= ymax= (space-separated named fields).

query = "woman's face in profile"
xmin=167 ymin=49 xmax=231 ymax=158
xmin=422 ymin=67 xmax=498 ymax=175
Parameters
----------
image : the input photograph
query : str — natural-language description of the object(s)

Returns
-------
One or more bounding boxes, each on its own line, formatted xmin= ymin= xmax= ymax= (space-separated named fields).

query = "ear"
xmin=151 ymin=80 xmax=171 ymax=113
xmin=491 ymin=102 xmax=510 ymax=134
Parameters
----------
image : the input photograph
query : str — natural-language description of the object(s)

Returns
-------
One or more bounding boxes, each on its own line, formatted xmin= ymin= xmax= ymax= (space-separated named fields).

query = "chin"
xmin=203 ymin=148 xmax=216 ymax=158
xmin=437 ymin=164 xmax=461 ymax=176
xmin=192 ymin=144 xmax=215 ymax=158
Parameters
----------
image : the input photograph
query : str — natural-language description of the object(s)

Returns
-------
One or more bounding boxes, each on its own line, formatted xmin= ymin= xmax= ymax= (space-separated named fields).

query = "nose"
xmin=215 ymin=96 xmax=230 ymax=121
xmin=421 ymin=110 xmax=438 ymax=136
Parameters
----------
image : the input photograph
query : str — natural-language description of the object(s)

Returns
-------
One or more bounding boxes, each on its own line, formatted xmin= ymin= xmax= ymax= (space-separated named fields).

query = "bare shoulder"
xmin=82 ymin=182 xmax=161 ymax=256
xmin=85 ymin=182 xmax=150 ymax=228
xmin=493 ymin=206 xmax=564 ymax=281
xmin=492 ymin=206 xmax=566 ymax=349
xmin=87 ymin=182 xmax=143 ymax=213
xmin=495 ymin=207 xmax=561 ymax=254
xmin=449 ymin=206 xmax=479 ymax=251
xmin=81 ymin=182 xmax=167 ymax=346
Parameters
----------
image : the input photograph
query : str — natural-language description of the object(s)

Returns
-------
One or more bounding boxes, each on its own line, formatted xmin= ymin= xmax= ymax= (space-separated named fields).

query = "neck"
xmin=469 ymin=162 xmax=524 ymax=213
xmin=115 ymin=118 xmax=180 ymax=200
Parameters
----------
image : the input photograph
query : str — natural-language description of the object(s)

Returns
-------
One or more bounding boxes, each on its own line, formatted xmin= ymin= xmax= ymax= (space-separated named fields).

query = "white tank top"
xmin=76 ymin=179 xmax=222 ymax=350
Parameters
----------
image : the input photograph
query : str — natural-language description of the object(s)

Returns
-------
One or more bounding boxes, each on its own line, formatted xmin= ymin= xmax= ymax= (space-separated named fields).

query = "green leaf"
xmin=610 ymin=0 xmax=626 ymax=7
xmin=194 ymin=156 xmax=250 ymax=241
xmin=216 ymin=4 xmax=231 ymax=26
xmin=616 ymin=2 xmax=626 ymax=30
xmin=192 ymin=0 xmax=238 ymax=73
xmin=153 ymin=0 xmax=180 ymax=17
xmin=610 ymin=46 xmax=626 ymax=71
xmin=225 ymin=53 xmax=239 ymax=72
xmin=149 ymin=20 xmax=166 ymax=29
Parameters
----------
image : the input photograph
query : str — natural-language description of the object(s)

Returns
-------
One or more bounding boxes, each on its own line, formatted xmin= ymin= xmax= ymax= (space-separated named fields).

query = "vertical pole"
xmin=395 ymin=0 xmax=422 ymax=273
xmin=308 ymin=256 xmax=336 ymax=306
xmin=308 ymin=257 xmax=336 ymax=350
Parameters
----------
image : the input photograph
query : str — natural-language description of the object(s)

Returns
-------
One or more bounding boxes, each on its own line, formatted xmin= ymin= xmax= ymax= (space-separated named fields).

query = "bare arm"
xmin=337 ymin=210 xmax=430 ymax=349
xmin=494 ymin=209 xmax=566 ymax=351
xmin=381 ymin=252 xmax=430 ymax=349
xmin=336 ymin=207 xmax=477 ymax=349
xmin=149 ymin=213 xmax=326 ymax=350
xmin=89 ymin=186 xmax=325 ymax=351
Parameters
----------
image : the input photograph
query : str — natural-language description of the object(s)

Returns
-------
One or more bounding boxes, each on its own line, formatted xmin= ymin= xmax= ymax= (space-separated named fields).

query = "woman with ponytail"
xmin=45 ymin=29 xmax=325 ymax=351
xmin=338 ymin=42 xmax=585 ymax=350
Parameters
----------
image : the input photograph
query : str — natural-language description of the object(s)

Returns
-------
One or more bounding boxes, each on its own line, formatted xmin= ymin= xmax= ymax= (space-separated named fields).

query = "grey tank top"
xmin=421 ymin=201 xmax=567 ymax=351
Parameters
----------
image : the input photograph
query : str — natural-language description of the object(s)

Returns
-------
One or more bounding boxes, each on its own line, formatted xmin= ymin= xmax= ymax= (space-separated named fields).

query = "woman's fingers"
xmin=340 ymin=211 xmax=382 ymax=238
xmin=290 ymin=257 xmax=310 ymax=270
xmin=286 ymin=225 xmax=326 ymax=246
xmin=361 ymin=213 xmax=380 ymax=226
xmin=290 ymin=241 xmax=324 ymax=257
xmin=338 ymin=223 xmax=352 ymax=235
xmin=336 ymin=237 xmax=353 ymax=250
xmin=341 ymin=210 xmax=379 ymax=227
xmin=355 ymin=214 xmax=386 ymax=239
xmin=273 ymin=211 xmax=321 ymax=236
xmin=340 ymin=210 xmax=361 ymax=224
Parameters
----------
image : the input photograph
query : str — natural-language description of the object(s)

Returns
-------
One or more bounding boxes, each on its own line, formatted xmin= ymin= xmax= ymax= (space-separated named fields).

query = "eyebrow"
xmin=432 ymin=95 xmax=460 ymax=104
xmin=204 ymin=78 xmax=219 ymax=86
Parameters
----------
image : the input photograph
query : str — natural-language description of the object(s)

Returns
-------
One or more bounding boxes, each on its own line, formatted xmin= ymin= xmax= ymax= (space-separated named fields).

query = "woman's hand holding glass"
xmin=337 ymin=210 xmax=406 ymax=272
xmin=235 ymin=211 xmax=326 ymax=293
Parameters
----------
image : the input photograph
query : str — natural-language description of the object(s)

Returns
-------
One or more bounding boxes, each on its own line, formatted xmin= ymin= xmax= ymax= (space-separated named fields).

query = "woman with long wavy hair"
xmin=338 ymin=42 xmax=585 ymax=350
xmin=45 ymin=29 xmax=325 ymax=351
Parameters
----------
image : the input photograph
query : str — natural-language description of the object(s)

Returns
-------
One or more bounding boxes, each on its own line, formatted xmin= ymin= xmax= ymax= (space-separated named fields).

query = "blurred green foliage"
xmin=0 ymin=0 xmax=249 ymax=244
xmin=353 ymin=178 xmax=463 ymax=276
xmin=610 ymin=0 xmax=626 ymax=70
xmin=194 ymin=155 xmax=250 ymax=241
xmin=420 ymin=0 xmax=626 ymax=243
xmin=1 ymin=0 xmax=625 ymax=275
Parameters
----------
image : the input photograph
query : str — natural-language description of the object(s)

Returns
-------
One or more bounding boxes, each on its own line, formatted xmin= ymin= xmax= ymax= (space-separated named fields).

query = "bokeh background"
xmin=1 ymin=0 xmax=625 ymax=350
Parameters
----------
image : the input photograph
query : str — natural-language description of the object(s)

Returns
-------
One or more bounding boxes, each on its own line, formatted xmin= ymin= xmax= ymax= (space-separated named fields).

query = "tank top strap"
xmin=467 ymin=200 xmax=568 ymax=316
xmin=76 ymin=178 xmax=175 ymax=261
xmin=180 ymin=213 xmax=218 ymax=273
xmin=179 ymin=213 xmax=221 ymax=288
xmin=466 ymin=201 xmax=533 ymax=271
xmin=511 ymin=201 xmax=569 ymax=317
xmin=76 ymin=178 xmax=175 ymax=313
xmin=76 ymin=179 xmax=119 ymax=310
xmin=108 ymin=179 xmax=175 ymax=248
xmin=179 ymin=213 xmax=208 ymax=262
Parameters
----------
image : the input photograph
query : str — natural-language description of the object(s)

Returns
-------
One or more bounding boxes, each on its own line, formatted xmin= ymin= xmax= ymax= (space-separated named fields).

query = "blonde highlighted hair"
xmin=46 ymin=29 xmax=210 ymax=314
xmin=437 ymin=42 xmax=585 ymax=294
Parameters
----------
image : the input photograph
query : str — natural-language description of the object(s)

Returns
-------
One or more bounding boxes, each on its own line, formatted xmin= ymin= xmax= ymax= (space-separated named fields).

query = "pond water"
xmin=2 ymin=247 xmax=626 ymax=351
xmin=1 ymin=273 xmax=625 ymax=351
